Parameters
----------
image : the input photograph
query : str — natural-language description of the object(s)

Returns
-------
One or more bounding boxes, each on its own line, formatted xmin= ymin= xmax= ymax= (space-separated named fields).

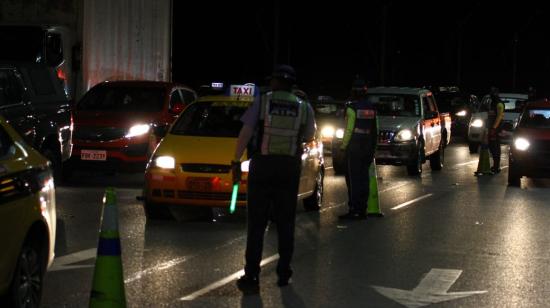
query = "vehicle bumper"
xmin=510 ymin=151 xmax=550 ymax=178
xmin=375 ymin=142 xmax=417 ymax=165
xmin=71 ymin=139 xmax=151 ymax=171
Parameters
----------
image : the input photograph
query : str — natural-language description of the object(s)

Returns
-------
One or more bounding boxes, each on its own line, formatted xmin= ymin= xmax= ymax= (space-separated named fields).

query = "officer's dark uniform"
xmin=487 ymin=91 xmax=505 ymax=173
xmin=339 ymin=82 xmax=377 ymax=219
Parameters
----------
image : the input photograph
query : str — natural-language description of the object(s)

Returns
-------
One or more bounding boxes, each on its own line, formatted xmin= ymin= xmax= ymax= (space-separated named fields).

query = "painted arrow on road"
xmin=372 ymin=269 xmax=487 ymax=307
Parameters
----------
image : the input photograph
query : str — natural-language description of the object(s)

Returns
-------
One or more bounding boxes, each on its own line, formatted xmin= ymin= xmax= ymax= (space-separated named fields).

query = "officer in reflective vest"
xmin=232 ymin=65 xmax=316 ymax=292
xmin=487 ymin=87 xmax=505 ymax=173
xmin=339 ymin=78 xmax=378 ymax=220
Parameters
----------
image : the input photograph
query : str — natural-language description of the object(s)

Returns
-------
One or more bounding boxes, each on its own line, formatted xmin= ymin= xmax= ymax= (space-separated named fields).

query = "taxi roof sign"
xmin=230 ymin=85 xmax=255 ymax=97
xmin=211 ymin=82 xmax=224 ymax=89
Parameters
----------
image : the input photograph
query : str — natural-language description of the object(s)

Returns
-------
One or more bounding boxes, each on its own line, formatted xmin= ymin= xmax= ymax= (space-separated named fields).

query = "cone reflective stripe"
xmin=367 ymin=159 xmax=384 ymax=217
xmin=229 ymin=183 xmax=239 ymax=214
xmin=90 ymin=188 xmax=126 ymax=308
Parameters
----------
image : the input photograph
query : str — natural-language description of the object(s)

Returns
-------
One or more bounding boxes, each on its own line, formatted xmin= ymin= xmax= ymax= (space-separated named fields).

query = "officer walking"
xmin=339 ymin=78 xmax=378 ymax=220
xmin=487 ymin=87 xmax=505 ymax=173
xmin=231 ymin=65 xmax=316 ymax=292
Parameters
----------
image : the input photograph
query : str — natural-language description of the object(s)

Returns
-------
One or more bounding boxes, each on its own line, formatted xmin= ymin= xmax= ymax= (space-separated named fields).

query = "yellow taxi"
xmin=0 ymin=116 xmax=56 ymax=307
xmin=142 ymin=84 xmax=324 ymax=219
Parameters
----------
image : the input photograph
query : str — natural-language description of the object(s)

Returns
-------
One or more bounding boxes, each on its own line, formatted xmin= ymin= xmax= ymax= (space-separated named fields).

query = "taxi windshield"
xmin=77 ymin=85 xmax=165 ymax=112
xmin=519 ymin=108 xmax=550 ymax=129
xmin=171 ymin=101 xmax=249 ymax=137
xmin=368 ymin=94 xmax=421 ymax=117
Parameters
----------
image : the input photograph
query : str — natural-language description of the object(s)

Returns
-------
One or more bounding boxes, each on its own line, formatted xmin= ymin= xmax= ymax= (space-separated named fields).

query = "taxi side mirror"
xmin=169 ymin=102 xmax=185 ymax=115
xmin=153 ymin=125 xmax=169 ymax=138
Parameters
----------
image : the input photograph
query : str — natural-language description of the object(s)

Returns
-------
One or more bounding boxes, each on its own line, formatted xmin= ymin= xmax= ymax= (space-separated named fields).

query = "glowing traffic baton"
xmin=229 ymin=182 xmax=239 ymax=214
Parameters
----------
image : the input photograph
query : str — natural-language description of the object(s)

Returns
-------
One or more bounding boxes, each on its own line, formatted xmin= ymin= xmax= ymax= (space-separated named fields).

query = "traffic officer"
xmin=487 ymin=86 xmax=505 ymax=173
xmin=339 ymin=78 xmax=378 ymax=220
xmin=231 ymin=64 xmax=316 ymax=292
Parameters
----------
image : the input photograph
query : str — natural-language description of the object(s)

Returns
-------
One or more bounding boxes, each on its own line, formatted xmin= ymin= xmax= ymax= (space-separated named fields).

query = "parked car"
xmin=142 ymin=84 xmax=324 ymax=219
xmin=0 ymin=115 xmax=56 ymax=308
xmin=333 ymin=87 xmax=451 ymax=176
xmin=508 ymin=99 xmax=550 ymax=186
xmin=69 ymin=80 xmax=196 ymax=173
xmin=310 ymin=96 xmax=346 ymax=153
xmin=467 ymin=93 xmax=528 ymax=153
xmin=0 ymin=62 xmax=72 ymax=180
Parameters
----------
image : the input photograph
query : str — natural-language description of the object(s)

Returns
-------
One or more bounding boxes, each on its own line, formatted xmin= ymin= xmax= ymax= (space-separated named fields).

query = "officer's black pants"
xmin=345 ymin=136 xmax=375 ymax=214
xmin=488 ymin=134 xmax=501 ymax=168
xmin=245 ymin=155 xmax=301 ymax=278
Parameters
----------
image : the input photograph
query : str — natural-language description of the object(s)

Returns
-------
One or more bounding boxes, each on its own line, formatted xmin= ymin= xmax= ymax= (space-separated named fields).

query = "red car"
xmin=69 ymin=81 xmax=196 ymax=172
xmin=508 ymin=99 xmax=550 ymax=186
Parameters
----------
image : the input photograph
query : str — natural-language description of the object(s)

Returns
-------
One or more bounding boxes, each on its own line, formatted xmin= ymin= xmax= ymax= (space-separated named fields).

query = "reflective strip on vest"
xmin=260 ymin=91 xmax=305 ymax=156
xmin=356 ymin=109 xmax=376 ymax=119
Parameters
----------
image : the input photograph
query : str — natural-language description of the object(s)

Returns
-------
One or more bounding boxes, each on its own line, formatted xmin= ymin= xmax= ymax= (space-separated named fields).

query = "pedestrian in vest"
xmin=487 ymin=87 xmax=505 ymax=173
xmin=339 ymin=78 xmax=378 ymax=220
xmin=232 ymin=64 xmax=316 ymax=293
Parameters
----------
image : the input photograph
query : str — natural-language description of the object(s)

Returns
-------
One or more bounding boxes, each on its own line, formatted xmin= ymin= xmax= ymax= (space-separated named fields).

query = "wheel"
xmin=144 ymin=201 xmax=172 ymax=219
xmin=429 ymin=142 xmax=445 ymax=171
xmin=406 ymin=143 xmax=423 ymax=176
xmin=9 ymin=240 xmax=45 ymax=308
xmin=508 ymin=163 xmax=521 ymax=187
xmin=468 ymin=142 xmax=479 ymax=153
xmin=303 ymin=168 xmax=324 ymax=211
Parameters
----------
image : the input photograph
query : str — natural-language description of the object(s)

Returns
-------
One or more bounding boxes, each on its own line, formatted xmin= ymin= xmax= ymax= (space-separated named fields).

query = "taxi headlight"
xmin=321 ymin=126 xmax=335 ymax=138
xmin=514 ymin=137 xmax=530 ymax=151
xmin=455 ymin=110 xmax=467 ymax=117
xmin=37 ymin=171 xmax=55 ymax=220
xmin=155 ymin=156 xmax=175 ymax=169
xmin=335 ymin=129 xmax=344 ymax=139
xmin=395 ymin=129 xmax=413 ymax=142
xmin=126 ymin=124 xmax=151 ymax=138
xmin=471 ymin=119 xmax=484 ymax=128
xmin=241 ymin=160 xmax=250 ymax=173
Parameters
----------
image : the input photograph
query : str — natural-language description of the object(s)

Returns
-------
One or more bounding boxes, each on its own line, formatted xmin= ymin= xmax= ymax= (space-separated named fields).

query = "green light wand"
xmin=229 ymin=182 xmax=239 ymax=214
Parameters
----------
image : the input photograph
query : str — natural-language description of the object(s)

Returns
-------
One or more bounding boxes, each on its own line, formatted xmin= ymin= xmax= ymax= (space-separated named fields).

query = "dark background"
xmin=173 ymin=2 xmax=550 ymax=99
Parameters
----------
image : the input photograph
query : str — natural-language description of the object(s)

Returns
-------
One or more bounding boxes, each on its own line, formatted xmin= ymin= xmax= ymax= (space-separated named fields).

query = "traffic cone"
xmin=474 ymin=144 xmax=493 ymax=176
xmin=89 ymin=187 xmax=126 ymax=308
xmin=367 ymin=159 xmax=384 ymax=217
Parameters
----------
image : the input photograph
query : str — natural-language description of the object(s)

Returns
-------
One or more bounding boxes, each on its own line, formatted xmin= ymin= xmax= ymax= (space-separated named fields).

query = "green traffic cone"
xmin=474 ymin=145 xmax=493 ymax=176
xmin=89 ymin=188 xmax=127 ymax=308
xmin=367 ymin=160 xmax=384 ymax=217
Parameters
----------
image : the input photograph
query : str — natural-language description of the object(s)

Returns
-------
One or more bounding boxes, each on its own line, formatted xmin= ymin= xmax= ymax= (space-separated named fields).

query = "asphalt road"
xmin=41 ymin=141 xmax=550 ymax=308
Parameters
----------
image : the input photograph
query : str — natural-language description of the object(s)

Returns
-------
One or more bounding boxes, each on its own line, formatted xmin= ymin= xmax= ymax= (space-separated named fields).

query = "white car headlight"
xmin=395 ymin=129 xmax=413 ymax=142
xmin=240 ymin=160 xmax=250 ymax=172
xmin=471 ymin=119 xmax=484 ymax=128
xmin=514 ymin=137 xmax=530 ymax=151
xmin=126 ymin=124 xmax=151 ymax=138
xmin=321 ymin=126 xmax=335 ymax=138
xmin=335 ymin=129 xmax=344 ymax=139
xmin=155 ymin=156 xmax=175 ymax=169
xmin=455 ymin=110 xmax=467 ymax=117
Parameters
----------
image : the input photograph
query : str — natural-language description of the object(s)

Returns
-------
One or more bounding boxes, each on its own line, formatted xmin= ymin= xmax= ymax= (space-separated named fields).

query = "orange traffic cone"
xmin=89 ymin=188 xmax=126 ymax=308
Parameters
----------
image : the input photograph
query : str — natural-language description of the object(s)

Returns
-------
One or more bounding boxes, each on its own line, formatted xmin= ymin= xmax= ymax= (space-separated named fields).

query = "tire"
xmin=144 ymin=201 xmax=172 ymax=220
xmin=429 ymin=142 xmax=445 ymax=171
xmin=508 ymin=163 xmax=521 ymax=187
xmin=9 ymin=240 xmax=45 ymax=308
xmin=303 ymin=168 xmax=324 ymax=211
xmin=468 ymin=142 xmax=479 ymax=153
xmin=407 ymin=142 xmax=423 ymax=176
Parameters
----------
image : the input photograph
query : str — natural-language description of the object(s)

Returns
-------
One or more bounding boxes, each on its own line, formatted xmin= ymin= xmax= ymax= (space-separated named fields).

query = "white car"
xmin=467 ymin=93 xmax=528 ymax=153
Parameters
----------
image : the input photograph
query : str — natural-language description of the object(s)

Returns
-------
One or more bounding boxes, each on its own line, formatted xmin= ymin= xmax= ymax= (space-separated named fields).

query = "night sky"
xmin=173 ymin=2 xmax=550 ymax=99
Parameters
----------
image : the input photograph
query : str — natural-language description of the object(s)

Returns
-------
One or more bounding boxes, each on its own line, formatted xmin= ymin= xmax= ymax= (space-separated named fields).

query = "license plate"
xmin=186 ymin=177 xmax=212 ymax=192
xmin=81 ymin=150 xmax=107 ymax=161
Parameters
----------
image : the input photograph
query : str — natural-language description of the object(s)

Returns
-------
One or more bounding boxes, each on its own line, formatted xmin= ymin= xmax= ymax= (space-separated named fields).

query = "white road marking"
xmin=454 ymin=160 xmax=479 ymax=167
xmin=49 ymin=248 xmax=96 ymax=272
xmin=325 ymin=166 xmax=334 ymax=170
xmin=391 ymin=194 xmax=433 ymax=211
xmin=179 ymin=254 xmax=279 ymax=301
xmin=373 ymin=268 xmax=487 ymax=307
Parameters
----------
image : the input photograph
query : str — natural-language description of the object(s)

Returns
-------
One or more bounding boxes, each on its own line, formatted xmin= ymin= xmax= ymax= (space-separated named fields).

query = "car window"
xmin=169 ymin=89 xmax=183 ymax=109
xmin=427 ymin=95 xmax=437 ymax=112
xmin=29 ymin=67 xmax=55 ymax=96
xmin=368 ymin=94 xmax=420 ymax=117
xmin=171 ymin=101 xmax=249 ymax=137
xmin=77 ymin=85 xmax=165 ymax=112
xmin=519 ymin=108 xmax=550 ymax=128
xmin=0 ymin=69 xmax=24 ymax=106
xmin=181 ymin=89 xmax=196 ymax=104
xmin=0 ymin=125 xmax=15 ymax=159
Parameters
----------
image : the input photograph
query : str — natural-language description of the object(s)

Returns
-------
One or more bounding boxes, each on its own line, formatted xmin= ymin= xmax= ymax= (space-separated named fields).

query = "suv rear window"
xmin=77 ymin=85 xmax=165 ymax=112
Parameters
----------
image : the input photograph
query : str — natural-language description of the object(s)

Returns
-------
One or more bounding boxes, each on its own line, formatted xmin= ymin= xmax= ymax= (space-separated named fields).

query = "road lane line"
xmin=454 ymin=160 xmax=479 ymax=167
xmin=391 ymin=193 xmax=433 ymax=211
xmin=379 ymin=182 xmax=408 ymax=193
xmin=325 ymin=166 xmax=334 ymax=170
xmin=179 ymin=254 xmax=279 ymax=301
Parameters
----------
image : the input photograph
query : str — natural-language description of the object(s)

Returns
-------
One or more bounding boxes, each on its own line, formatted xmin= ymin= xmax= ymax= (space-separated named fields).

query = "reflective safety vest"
xmin=259 ymin=91 xmax=307 ymax=156
xmin=351 ymin=99 xmax=376 ymax=135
